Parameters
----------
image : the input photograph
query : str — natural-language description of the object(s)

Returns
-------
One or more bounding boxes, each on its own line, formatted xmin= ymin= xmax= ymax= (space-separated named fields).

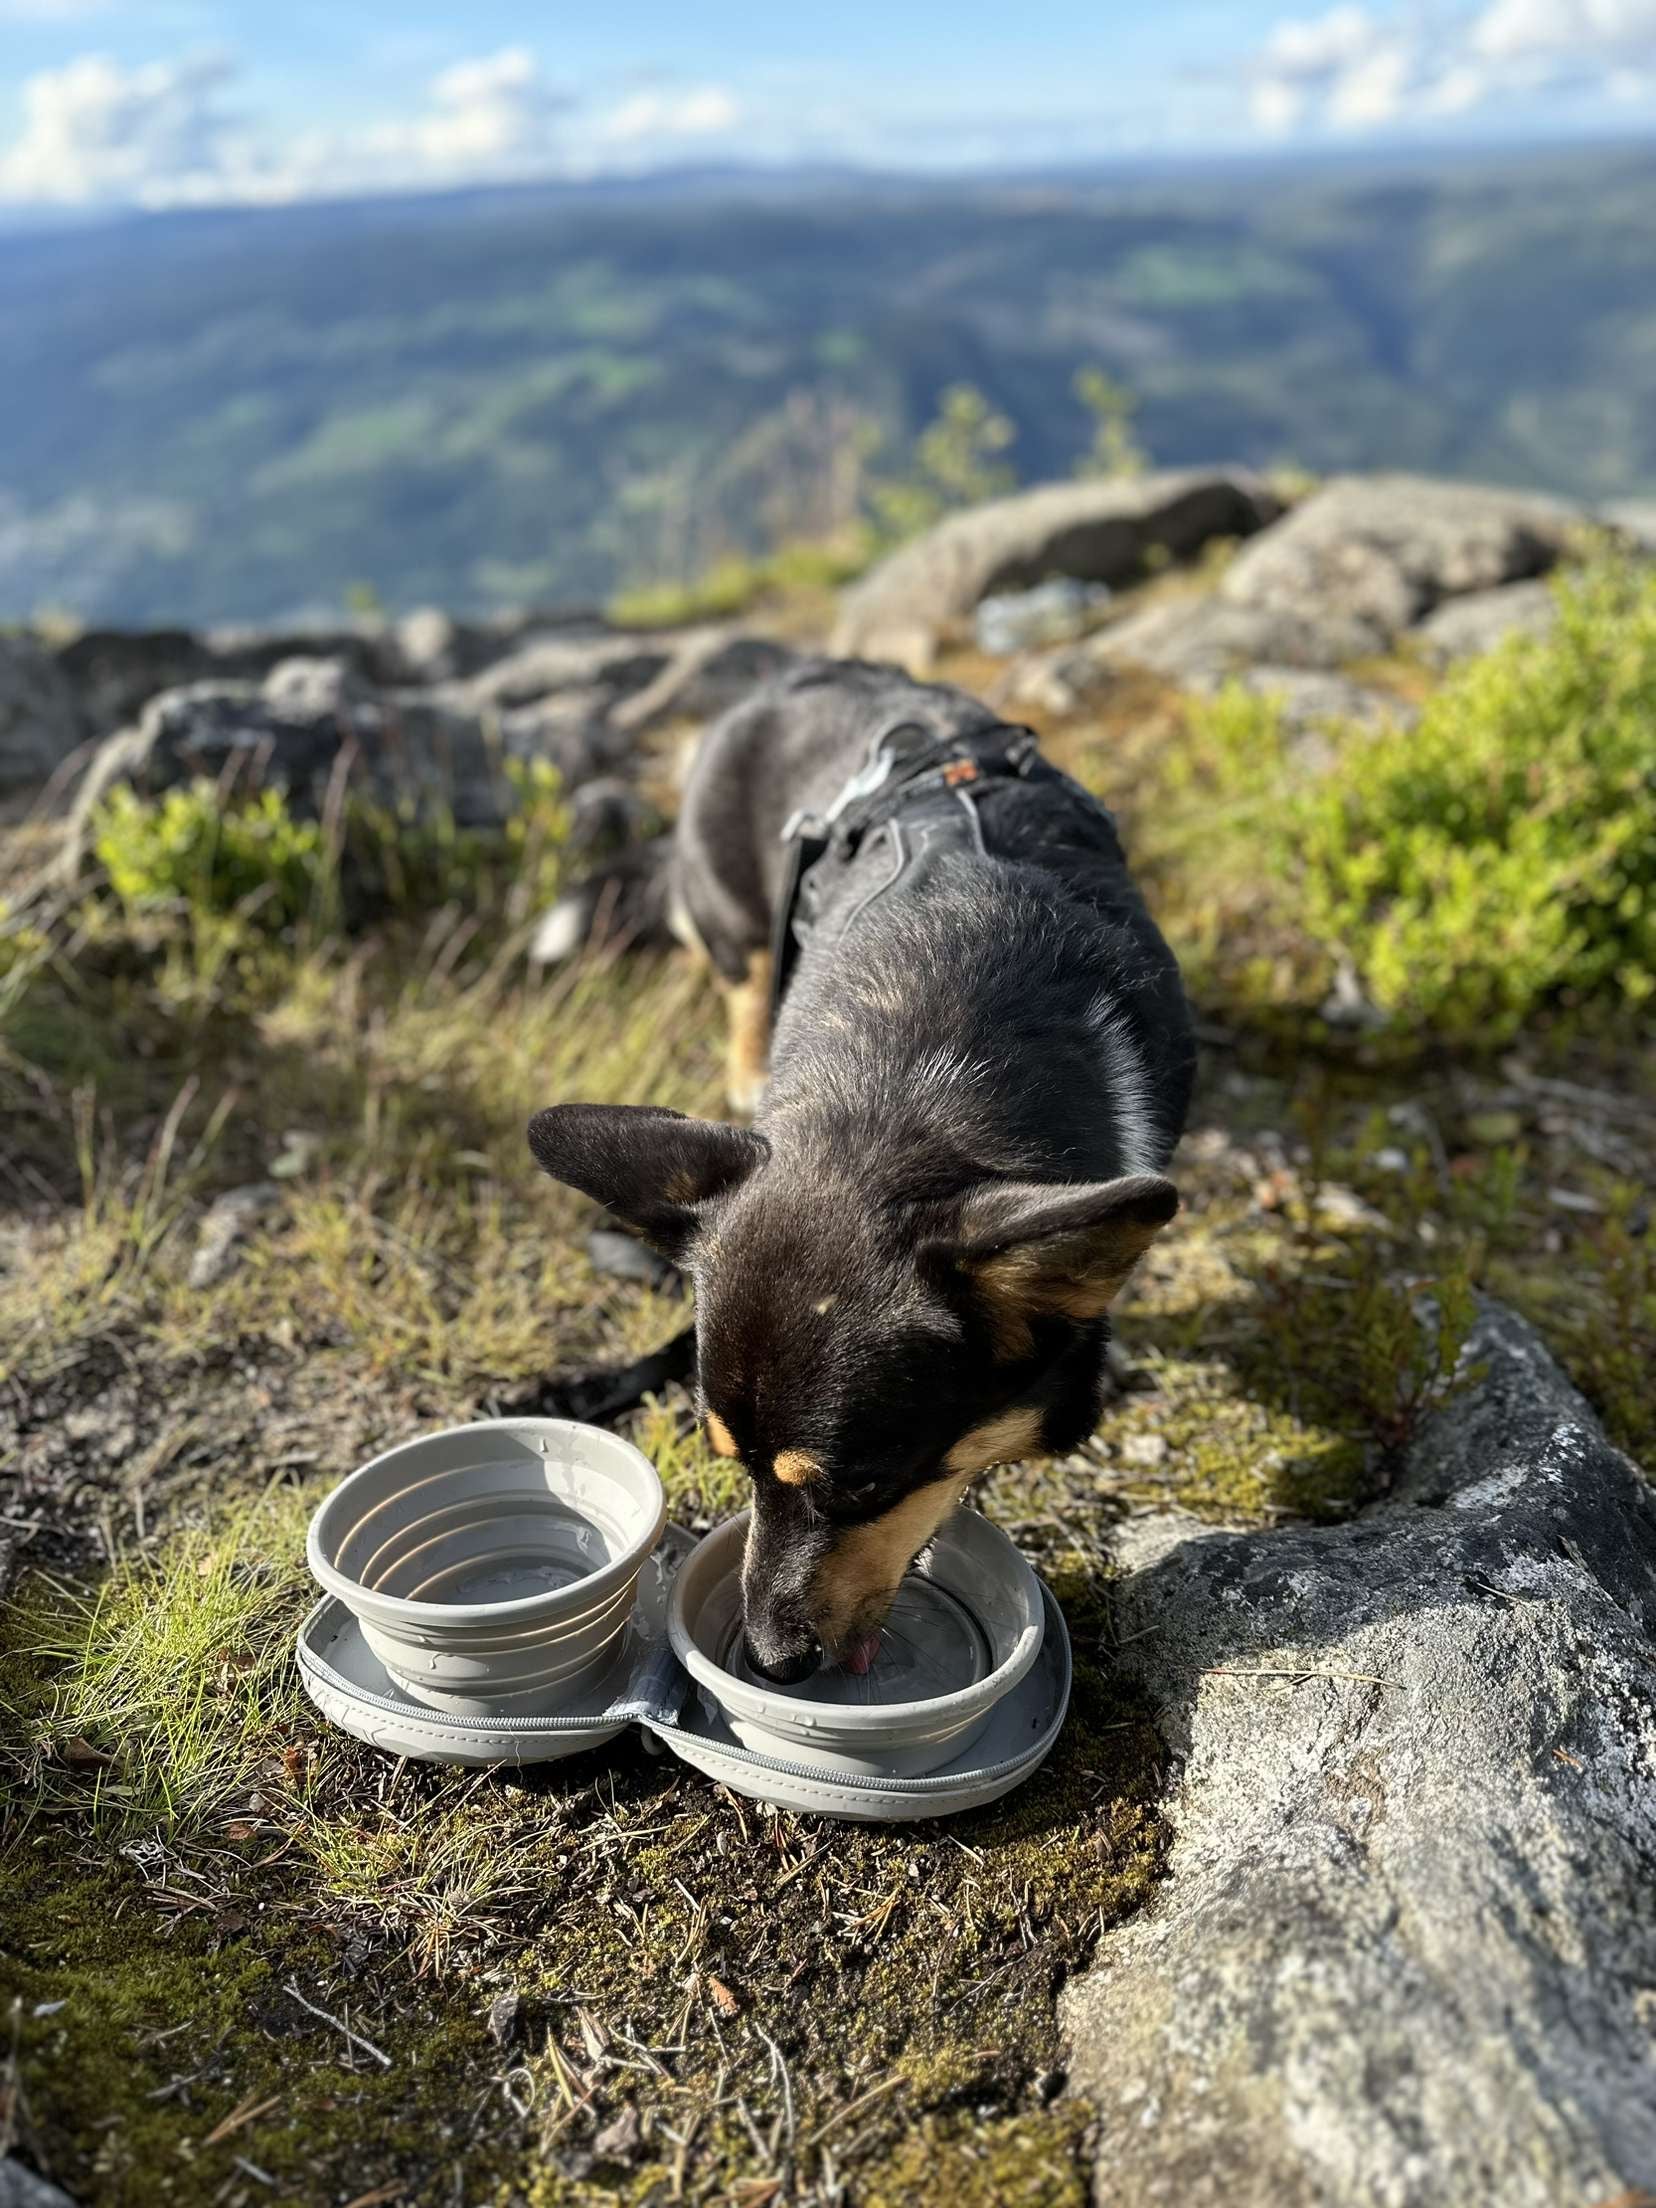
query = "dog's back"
xmin=672 ymin=657 xmax=1194 ymax=1162
xmin=671 ymin=660 xmax=1003 ymax=982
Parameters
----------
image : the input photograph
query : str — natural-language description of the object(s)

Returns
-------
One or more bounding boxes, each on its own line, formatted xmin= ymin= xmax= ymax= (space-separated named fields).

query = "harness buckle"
xmin=822 ymin=742 xmax=899 ymax=825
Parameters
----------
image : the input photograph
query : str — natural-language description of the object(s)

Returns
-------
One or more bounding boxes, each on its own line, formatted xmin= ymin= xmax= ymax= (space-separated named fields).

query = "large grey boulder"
xmin=833 ymin=470 xmax=1283 ymax=665
xmin=460 ymin=624 xmax=793 ymax=731
xmin=52 ymin=623 xmax=396 ymax=738
xmin=1079 ymin=592 xmax=1380 ymax=684
xmin=1411 ymin=577 xmax=1559 ymax=668
xmin=1063 ymin=1301 xmax=1656 ymax=2208
xmin=1 ymin=634 xmax=86 ymax=801
xmin=0 ymin=2161 xmax=79 ymax=2208
xmin=1221 ymin=474 xmax=1582 ymax=647
xmin=58 ymin=624 xmax=794 ymax=879
xmin=63 ymin=662 xmax=518 ymax=858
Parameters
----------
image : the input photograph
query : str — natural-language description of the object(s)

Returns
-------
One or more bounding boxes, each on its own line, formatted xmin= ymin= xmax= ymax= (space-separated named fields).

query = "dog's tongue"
xmin=841 ymin=1630 xmax=883 ymax=1676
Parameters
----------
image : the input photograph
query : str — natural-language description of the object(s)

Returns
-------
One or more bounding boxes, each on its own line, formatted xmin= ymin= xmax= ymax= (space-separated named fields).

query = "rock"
xmin=974 ymin=578 xmax=1112 ymax=656
xmin=464 ymin=634 xmax=677 ymax=713
xmin=1 ymin=634 xmax=86 ymax=801
xmin=395 ymin=606 xmax=460 ymax=682
xmin=1410 ymin=577 xmax=1558 ymax=667
xmin=1221 ymin=473 xmax=1582 ymax=643
xmin=259 ymin=654 xmax=374 ymax=718
xmin=0 ymin=2161 xmax=80 ymax=2208
xmin=52 ymin=623 xmax=394 ymax=737
xmin=618 ymin=632 xmax=796 ymax=733
xmin=1599 ymin=497 xmax=1656 ymax=552
xmin=1078 ymin=593 xmax=1381 ymax=684
xmin=398 ymin=607 xmax=613 ymax=685
xmin=1062 ymin=1301 xmax=1656 ymax=2208
xmin=61 ymin=670 xmax=514 ymax=870
xmin=586 ymin=1229 xmax=677 ymax=1291
xmin=1230 ymin=667 xmax=1410 ymax=745
xmin=486 ymin=1987 xmax=521 ymax=2049
xmin=187 ymin=1183 xmax=281 ymax=1290
xmin=467 ymin=625 xmax=794 ymax=735
xmin=592 ymin=2104 xmax=643 ymax=2164
xmin=833 ymin=469 xmax=1283 ymax=664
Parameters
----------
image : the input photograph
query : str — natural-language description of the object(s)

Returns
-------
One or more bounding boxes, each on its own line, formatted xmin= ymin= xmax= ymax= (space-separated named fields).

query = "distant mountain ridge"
xmin=3 ymin=139 xmax=1654 ymax=627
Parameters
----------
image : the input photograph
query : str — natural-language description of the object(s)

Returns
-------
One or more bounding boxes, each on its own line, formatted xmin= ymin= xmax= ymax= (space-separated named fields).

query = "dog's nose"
xmin=741 ymin=1632 xmax=821 ymax=1686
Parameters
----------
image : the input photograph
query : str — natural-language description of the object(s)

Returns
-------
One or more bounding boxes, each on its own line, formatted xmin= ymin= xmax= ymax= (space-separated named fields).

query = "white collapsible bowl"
xmin=667 ymin=1506 xmax=1044 ymax=1779
xmin=306 ymin=1418 xmax=666 ymax=1717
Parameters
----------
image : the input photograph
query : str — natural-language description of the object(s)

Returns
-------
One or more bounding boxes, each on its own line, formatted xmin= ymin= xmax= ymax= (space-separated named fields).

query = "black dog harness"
xmin=768 ymin=717 xmax=1117 ymax=1024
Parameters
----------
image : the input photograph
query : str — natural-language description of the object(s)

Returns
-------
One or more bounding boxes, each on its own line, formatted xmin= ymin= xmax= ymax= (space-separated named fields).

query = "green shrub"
xmin=1171 ymin=558 xmax=1656 ymax=1038
xmin=91 ymin=762 xmax=572 ymax=950
xmin=1288 ymin=560 xmax=1655 ymax=1034
xmin=93 ymin=780 xmax=326 ymax=930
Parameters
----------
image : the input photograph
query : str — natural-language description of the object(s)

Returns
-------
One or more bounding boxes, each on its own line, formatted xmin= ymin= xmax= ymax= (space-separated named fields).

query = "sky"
xmin=1 ymin=0 xmax=1654 ymax=213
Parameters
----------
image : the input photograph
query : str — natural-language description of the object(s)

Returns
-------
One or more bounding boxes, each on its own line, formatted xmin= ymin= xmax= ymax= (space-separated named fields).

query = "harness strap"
xmin=767 ymin=718 xmax=1052 ymax=1025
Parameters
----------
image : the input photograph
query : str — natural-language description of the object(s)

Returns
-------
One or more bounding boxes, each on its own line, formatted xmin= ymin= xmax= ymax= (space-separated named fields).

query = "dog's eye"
xmin=812 ymin=1479 xmax=887 ymax=1526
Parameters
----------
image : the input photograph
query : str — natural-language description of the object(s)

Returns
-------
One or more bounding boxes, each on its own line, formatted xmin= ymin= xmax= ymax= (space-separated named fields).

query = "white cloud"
xmin=1246 ymin=0 xmax=1656 ymax=135
xmin=0 ymin=51 xmax=245 ymax=205
xmin=1326 ymin=35 xmax=1415 ymax=122
xmin=1260 ymin=3 xmax=1382 ymax=76
xmin=0 ymin=46 xmax=744 ymax=207
xmin=1249 ymin=6 xmax=1419 ymax=134
xmin=1471 ymin=0 xmax=1656 ymax=61
xmin=590 ymin=85 xmax=740 ymax=146
xmin=351 ymin=46 xmax=569 ymax=183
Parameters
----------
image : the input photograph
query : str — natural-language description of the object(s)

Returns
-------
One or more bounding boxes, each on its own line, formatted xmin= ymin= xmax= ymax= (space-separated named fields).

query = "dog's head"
xmin=529 ymin=1103 xmax=1177 ymax=1682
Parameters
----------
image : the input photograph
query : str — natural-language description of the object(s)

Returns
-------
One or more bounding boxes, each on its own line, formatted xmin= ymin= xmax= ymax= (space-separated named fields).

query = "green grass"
xmin=4 ymin=1485 xmax=314 ymax=1832
xmin=608 ymin=529 xmax=876 ymax=629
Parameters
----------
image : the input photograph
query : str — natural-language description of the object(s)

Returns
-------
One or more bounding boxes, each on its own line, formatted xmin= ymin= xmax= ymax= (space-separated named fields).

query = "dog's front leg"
xmin=722 ymin=950 xmax=773 ymax=1118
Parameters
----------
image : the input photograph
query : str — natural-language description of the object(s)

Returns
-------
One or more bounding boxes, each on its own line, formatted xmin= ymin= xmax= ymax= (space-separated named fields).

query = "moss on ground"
xmin=0 ymin=1852 xmax=509 ymax=2208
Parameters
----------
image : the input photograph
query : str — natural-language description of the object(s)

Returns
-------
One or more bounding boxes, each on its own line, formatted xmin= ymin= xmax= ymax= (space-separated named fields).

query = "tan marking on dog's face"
xmin=772 ymin=1449 xmax=821 ymax=1487
xmin=808 ymin=1471 xmax=971 ymax=1652
xmin=665 ymin=1167 xmax=700 ymax=1207
xmin=705 ymin=1411 xmax=740 ymax=1459
xmin=943 ymin=1404 xmax=1045 ymax=1477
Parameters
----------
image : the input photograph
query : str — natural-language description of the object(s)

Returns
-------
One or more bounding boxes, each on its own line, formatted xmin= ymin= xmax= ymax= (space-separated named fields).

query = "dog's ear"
xmin=929 ymin=1174 xmax=1179 ymax=1358
xmin=527 ymin=1103 xmax=768 ymax=1260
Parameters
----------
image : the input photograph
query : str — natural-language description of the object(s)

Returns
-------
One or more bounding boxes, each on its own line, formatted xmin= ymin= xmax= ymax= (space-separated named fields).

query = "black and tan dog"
xmin=529 ymin=660 xmax=1194 ymax=1682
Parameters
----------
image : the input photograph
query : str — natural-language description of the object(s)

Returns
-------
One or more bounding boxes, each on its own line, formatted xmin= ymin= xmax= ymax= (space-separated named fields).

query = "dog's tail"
xmin=530 ymin=840 xmax=677 ymax=965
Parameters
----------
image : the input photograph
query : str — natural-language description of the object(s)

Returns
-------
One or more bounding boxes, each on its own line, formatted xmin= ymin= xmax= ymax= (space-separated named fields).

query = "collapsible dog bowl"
xmin=305 ymin=1418 xmax=666 ymax=1718
xmin=666 ymin=1508 xmax=1046 ymax=1779
xmin=298 ymin=1433 xmax=1072 ymax=1819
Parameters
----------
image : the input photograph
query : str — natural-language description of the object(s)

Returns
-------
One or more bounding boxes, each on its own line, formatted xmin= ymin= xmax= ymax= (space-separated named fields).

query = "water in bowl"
xmin=716 ymin=1577 xmax=991 ymax=1707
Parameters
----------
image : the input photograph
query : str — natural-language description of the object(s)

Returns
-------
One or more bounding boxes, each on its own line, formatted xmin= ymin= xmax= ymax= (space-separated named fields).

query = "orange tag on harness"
xmin=943 ymin=759 xmax=980 ymax=787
